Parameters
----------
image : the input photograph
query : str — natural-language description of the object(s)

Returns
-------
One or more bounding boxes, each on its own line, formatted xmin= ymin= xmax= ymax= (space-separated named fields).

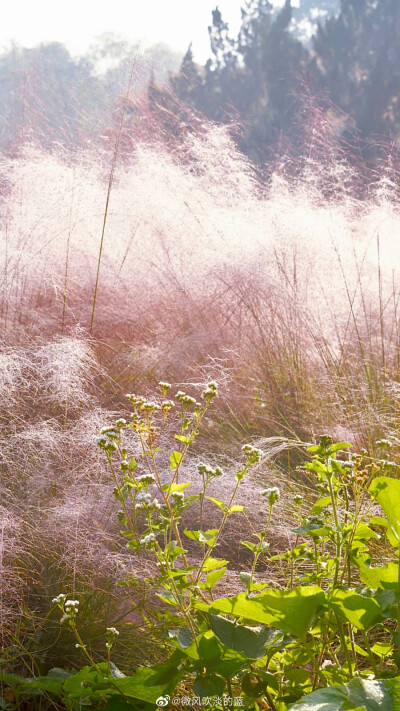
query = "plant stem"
xmin=250 ymin=505 xmax=273 ymax=587
xmin=90 ymin=49 xmax=139 ymax=335
xmin=362 ymin=631 xmax=378 ymax=677
xmin=327 ymin=474 xmax=341 ymax=586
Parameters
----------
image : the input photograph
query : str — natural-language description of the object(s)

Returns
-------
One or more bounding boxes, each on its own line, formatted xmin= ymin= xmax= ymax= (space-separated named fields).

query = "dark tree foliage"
xmin=173 ymin=0 xmax=400 ymax=163
xmin=291 ymin=0 xmax=340 ymax=43
xmin=174 ymin=0 xmax=310 ymax=163
xmin=314 ymin=0 xmax=400 ymax=140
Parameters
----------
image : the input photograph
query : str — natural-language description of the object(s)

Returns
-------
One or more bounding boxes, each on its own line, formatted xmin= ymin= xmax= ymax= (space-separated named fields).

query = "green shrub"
xmin=2 ymin=383 xmax=400 ymax=710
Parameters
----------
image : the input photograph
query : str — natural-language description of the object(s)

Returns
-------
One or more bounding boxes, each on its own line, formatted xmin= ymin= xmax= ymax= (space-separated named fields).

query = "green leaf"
xmin=228 ymin=505 xmax=245 ymax=513
xmin=209 ymin=614 xmax=274 ymax=658
xmin=174 ymin=435 xmax=189 ymax=443
xmin=307 ymin=442 xmax=351 ymax=455
xmin=356 ymin=557 xmax=399 ymax=590
xmin=128 ymin=458 xmax=137 ymax=472
xmin=48 ymin=668 xmax=72 ymax=680
xmin=169 ymin=451 xmax=183 ymax=470
xmin=183 ymin=529 xmax=218 ymax=546
xmin=285 ymin=668 xmax=311 ymax=684
xmin=371 ymin=642 xmax=393 ymax=657
xmin=290 ymin=675 xmax=400 ymax=711
xmin=293 ymin=524 xmax=332 ymax=537
xmin=352 ymin=522 xmax=380 ymax=542
xmin=329 ymin=442 xmax=352 ymax=454
xmin=162 ymin=482 xmax=190 ymax=494
xmin=199 ymin=631 xmax=222 ymax=663
xmin=168 ymin=627 xmax=193 ymax=649
xmin=241 ymin=540 xmax=258 ymax=552
xmin=206 ymin=568 xmax=227 ymax=588
xmin=369 ymin=516 xmax=399 ymax=546
xmin=156 ymin=591 xmax=179 ymax=606
xmin=209 ymin=586 xmax=324 ymax=638
xmin=328 ymin=589 xmax=381 ymax=630
xmin=312 ymin=497 xmax=332 ymax=514
xmin=235 ymin=469 xmax=247 ymax=482
xmin=370 ymin=477 xmax=400 ymax=544
xmin=0 ymin=673 xmax=66 ymax=695
xmin=241 ymin=671 xmax=279 ymax=698
xmin=62 ymin=665 xmax=115 ymax=699
xmin=114 ymin=653 xmax=184 ymax=703
xmin=202 ymin=557 xmax=229 ymax=572
xmin=207 ymin=496 xmax=227 ymax=512
xmin=194 ymin=674 xmax=225 ymax=698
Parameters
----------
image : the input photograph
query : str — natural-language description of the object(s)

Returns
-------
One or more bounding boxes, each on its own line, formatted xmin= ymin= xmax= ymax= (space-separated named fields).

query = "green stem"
xmin=195 ymin=472 xmax=246 ymax=583
xmin=327 ymin=474 xmax=341 ymax=586
xmin=362 ymin=631 xmax=378 ymax=677
xmin=334 ymin=612 xmax=353 ymax=678
xmin=250 ymin=506 xmax=273 ymax=587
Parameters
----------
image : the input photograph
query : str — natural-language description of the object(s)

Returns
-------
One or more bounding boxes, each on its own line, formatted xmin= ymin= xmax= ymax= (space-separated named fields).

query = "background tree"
xmin=174 ymin=0 xmax=310 ymax=162
xmin=313 ymin=0 xmax=400 ymax=142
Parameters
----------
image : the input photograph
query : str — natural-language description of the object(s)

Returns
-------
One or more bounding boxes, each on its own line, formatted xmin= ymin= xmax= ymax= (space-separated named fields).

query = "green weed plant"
xmin=2 ymin=383 xmax=400 ymax=710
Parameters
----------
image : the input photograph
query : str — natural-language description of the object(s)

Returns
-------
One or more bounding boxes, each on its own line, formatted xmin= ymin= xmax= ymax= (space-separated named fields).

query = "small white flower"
xmin=106 ymin=627 xmax=120 ymax=636
xmin=262 ymin=487 xmax=280 ymax=505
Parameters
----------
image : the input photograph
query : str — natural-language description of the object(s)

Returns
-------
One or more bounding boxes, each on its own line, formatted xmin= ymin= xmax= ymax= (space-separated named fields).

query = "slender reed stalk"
xmin=89 ymin=48 xmax=140 ymax=335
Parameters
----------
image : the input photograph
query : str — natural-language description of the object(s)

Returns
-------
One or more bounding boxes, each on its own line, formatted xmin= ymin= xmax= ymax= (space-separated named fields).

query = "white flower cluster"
xmin=140 ymin=533 xmax=156 ymax=546
xmin=52 ymin=593 xmax=66 ymax=605
xmin=135 ymin=491 xmax=161 ymax=511
xmin=261 ymin=487 xmax=280 ymax=506
xmin=176 ymin=391 xmax=197 ymax=407
xmin=202 ymin=381 xmax=218 ymax=400
xmin=161 ymin=399 xmax=175 ymax=412
xmin=143 ymin=401 xmax=161 ymax=413
xmin=105 ymin=626 xmax=120 ymax=649
xmin=198 ymin=462 xmax=224 ymax=479
xmin=52 ymin=595 xmax=79 ymax=625
xmin=106 ymin=626 xmax=119 ymax=637
xmin=242 ymin=444 xmax=264 ymax=464
xmin=171 ymin=491 xmax=185 ymax=505
xmin=97 ymin=425 xmax=119 ymax=453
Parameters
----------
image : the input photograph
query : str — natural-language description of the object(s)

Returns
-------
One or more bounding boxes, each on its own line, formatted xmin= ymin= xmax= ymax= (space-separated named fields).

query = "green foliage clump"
xmin=3 ymin=384 xmax=400 ymax=710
